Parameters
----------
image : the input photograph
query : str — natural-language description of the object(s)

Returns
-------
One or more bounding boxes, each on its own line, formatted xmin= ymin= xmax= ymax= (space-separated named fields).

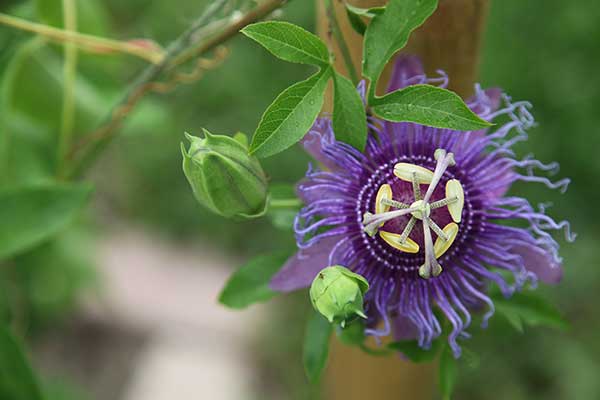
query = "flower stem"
xmin=0 ymin=12 xmax=165 ymax=64
xmin=270 ymin=198 xmax=303 ymax=208
xmin=57 ymin=0 xmax=78 ymax=176
xmin=324 ymin=0 xmax=359 ymax=84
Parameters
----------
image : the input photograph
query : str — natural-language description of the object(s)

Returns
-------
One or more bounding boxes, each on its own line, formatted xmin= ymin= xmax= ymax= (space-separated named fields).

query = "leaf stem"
xmin=63 ymin=0 xmax=288 ymax=179
xmin=324 ymin=0 xmax=359 ymax=85
xmin=269 ymin=198 xmax=302 ymax=208
xmin=57 ymin=0 xmax=78 ymax=175
xmin=0 ymin=12 xmax=165 ymax=64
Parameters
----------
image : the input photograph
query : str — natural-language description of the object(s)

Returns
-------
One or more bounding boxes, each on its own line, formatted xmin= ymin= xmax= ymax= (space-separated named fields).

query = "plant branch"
xmin=0 ymin=12 xmax=165 ymax=64
xmin=168 ymin=0 xmax=288 ymax=70
xmin=63 ymin=0 xmax=288 ymax=179
xmin=324 ymin=0 xmax=359 ymax=84
xmin=57 ymin=0 xmax=78 ymax=174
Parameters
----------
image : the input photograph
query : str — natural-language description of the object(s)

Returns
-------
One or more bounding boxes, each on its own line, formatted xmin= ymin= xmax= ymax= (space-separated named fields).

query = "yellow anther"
xmin=393 ymin=163 xmax=434 ymax=184
xmin=445 ymin=179 xmax=464 ymax=223
xmin=375 ymin=184 xmax=392 ymax=214
xmin=433 ymin=223 xmax=459 ymax=258
xmin=379 ymin=231 xmax=420 ymax=253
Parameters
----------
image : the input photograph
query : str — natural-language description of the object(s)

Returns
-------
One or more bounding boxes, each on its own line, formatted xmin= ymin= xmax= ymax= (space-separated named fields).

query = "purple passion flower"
xmin=270 ymin=56 xmax=574 ymax=357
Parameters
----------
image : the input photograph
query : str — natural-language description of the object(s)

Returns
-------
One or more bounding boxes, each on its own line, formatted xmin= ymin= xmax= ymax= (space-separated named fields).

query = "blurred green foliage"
xmin=0 ymin=0 xmax=598 ymax=399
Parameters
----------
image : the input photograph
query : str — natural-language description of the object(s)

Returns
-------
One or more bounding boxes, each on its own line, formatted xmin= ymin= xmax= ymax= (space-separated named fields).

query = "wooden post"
xmin=317 ymin=1 xmax=490 ymax=399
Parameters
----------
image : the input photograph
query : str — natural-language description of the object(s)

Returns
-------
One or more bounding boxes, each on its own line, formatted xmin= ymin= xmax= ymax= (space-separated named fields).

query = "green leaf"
xmin=0 ymin=183 xmax=92 ymax=260
xmin=241 ymin=21 xmax=330 ymax=66
xmin=439 ymin=344 xmax=458 ymax=400
xmin=363 ymin=0 xmax=438 ymax=94
xmin=11 ymin=230 xmax=95 ymax=330
xmin=303 ymin=312 xmax=333 ymax=383
xmin=0 ymin=326 xmax=44 ymax=400
xmin=371 ymin=84 xmax=492 ymax=131
xmin=218 ymin=252 xmax=289 ymax=309
xmin=336 ymin=319 xmax=366 ymax=347
xmin=492 ymin=290 xmax=568 ymax=331
xmin=250 ymin=68 xmax=331 ymax=158
xmin=388 ymin=338 xmax=442 ymax=363
xmin=344 ymin=5 xmax=385 ymax=36
xmin=1 ymin=38 xmax=106 ymax=141
xmin=332 ymin=72 xmax=367 ymax=151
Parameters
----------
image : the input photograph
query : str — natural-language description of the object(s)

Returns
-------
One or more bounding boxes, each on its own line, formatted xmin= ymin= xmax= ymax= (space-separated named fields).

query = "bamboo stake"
xmin=317 ymin=1 xmax=490 ymax=399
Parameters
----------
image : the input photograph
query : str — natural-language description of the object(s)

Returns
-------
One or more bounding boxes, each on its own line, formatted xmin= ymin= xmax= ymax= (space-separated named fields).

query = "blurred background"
xmin=0 ymin=0 xmax=598 ymax=399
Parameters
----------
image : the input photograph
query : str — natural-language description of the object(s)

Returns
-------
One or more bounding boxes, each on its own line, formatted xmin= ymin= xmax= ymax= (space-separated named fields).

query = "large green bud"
xmin=181 ymin=130 xmax=268 ymax=219
xmin=309 ymin=266 xmax=369 ymax=327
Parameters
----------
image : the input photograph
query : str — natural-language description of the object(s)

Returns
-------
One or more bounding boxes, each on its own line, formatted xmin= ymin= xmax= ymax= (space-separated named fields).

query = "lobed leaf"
xmin=0 ymin=327 xmax=44 ymax=400
xmin=303 ymin=312 xmax=333 ymax=383
xmin=439 ymin=344 xmax=458 ymax=400
xmin=0 ymin=183 xmax=92 ymax=260
xmin=332 ymin=71 xmax=367 ymax=151
xmin=388 ymin=338 xmax=441 ymax=362
xmin=242 ymin=21 xmax=330 ymax=66
xmin=492 ymin=290 xmax=568 ymax=331
xmin=249 ymin=67 xmax=331 ymax=158
xmin=344 ymin=4 xmax=385 ymax=36
xmin=219 ymin=252 xmax=289 ymax=309
xmin=371 ymin=84 xmax=492 ymax=131
xmin=363 ymin=0 xmax=438 ymax=92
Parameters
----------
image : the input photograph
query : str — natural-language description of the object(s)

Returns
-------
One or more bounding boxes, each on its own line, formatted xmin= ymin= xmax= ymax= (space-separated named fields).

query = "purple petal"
xmin=468 ymin=87 xmax=502 ymax=117
xmin=387 ymin=55 xmax=426 ymax=92
xmin=510 ymin=244 xmax=563 ymax=284
xmin=269 ymin=235 xmax=341 ymax=292
xmin=391 ymin=314 xmax=419 ymax=341
xmin=300 ymin=119 xmax=341 ymax=172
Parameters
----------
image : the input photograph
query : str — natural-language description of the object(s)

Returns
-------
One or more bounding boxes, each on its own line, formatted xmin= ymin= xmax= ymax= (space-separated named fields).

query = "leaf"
xmin=218 ymin=252 xmax=289 ymax=309
xmin=241 ymin=21 xmax=330 ymax=66
xmin=0 ymin=326 xmax=44 ymax=400
xmin=371 ymin=84 xmax=492 ymax=131
xmin=250 ymin=68 xmax=332 ymax=158
xmin=345 ymin=5 xmax=385 ymax=36
xmin=332 ymin=72 xmax=367 ymax=151
xmin=336 ymin=320 xmax=366 ymax=347
xmin=439 ymin=344 xmax=458 ymax=400
xmin=388 ymin=338 xmax=442 ymax=362
xmin=363 ymin=0 xmax=438 ymax=93
xmin=492 ymin=290 xmax=568 ymax=331
xmin=303 ymin=312 xmax=333 ymax=383
xmin=0 ymin=183 xmax=92 ymax=260
xmin=12 ymin=230 xmax=95 ymax=330
xmin=1 ymin=39 xmax=106 ymax=140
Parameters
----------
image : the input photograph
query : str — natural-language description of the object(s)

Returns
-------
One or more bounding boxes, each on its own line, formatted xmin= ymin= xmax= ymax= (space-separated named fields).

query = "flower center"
xmin=409 ymin=200 xmax=430 ymax=220
xmin=361 ymin=149 xmax=464 ymax=279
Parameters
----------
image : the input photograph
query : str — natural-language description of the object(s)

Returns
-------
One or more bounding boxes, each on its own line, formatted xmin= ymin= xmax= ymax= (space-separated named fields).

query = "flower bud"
xmin=309 ymin=265 xmax=369 ymax=326
xmin=181 ymin=129 xmax=268 ymax=219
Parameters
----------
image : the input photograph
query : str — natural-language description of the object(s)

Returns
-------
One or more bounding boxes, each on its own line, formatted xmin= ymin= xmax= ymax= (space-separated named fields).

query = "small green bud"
xmin=181 ymin=129 xmax=268 ymax=219
xmin=309 ymin=266 xmax=369 ymax=326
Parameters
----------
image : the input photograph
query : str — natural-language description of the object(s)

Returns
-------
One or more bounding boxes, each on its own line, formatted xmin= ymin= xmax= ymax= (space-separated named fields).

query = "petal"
xmin=269 ymin=235 xmax=342 ymax=292
xmin=468 ymin=87 xmax=502 ymax=118
xmin=387 ymin=55 xmax=426 ymax=92
xmin=510 ymin=244 xmax=563 ymax=284
xmin=300 ymin=119 xmax=341 ymax=172
xmin=391 ymin=314 xmax=419 ymax=341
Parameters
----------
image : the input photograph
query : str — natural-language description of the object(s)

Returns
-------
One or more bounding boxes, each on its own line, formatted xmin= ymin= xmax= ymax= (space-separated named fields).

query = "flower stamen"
xmin=429 ymin=196 xmax=458 ymax=210
xmin=380 ymin=198 xmax=410 ymax=209
xmin=362 ymin=149 xmax=462 ymax=279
